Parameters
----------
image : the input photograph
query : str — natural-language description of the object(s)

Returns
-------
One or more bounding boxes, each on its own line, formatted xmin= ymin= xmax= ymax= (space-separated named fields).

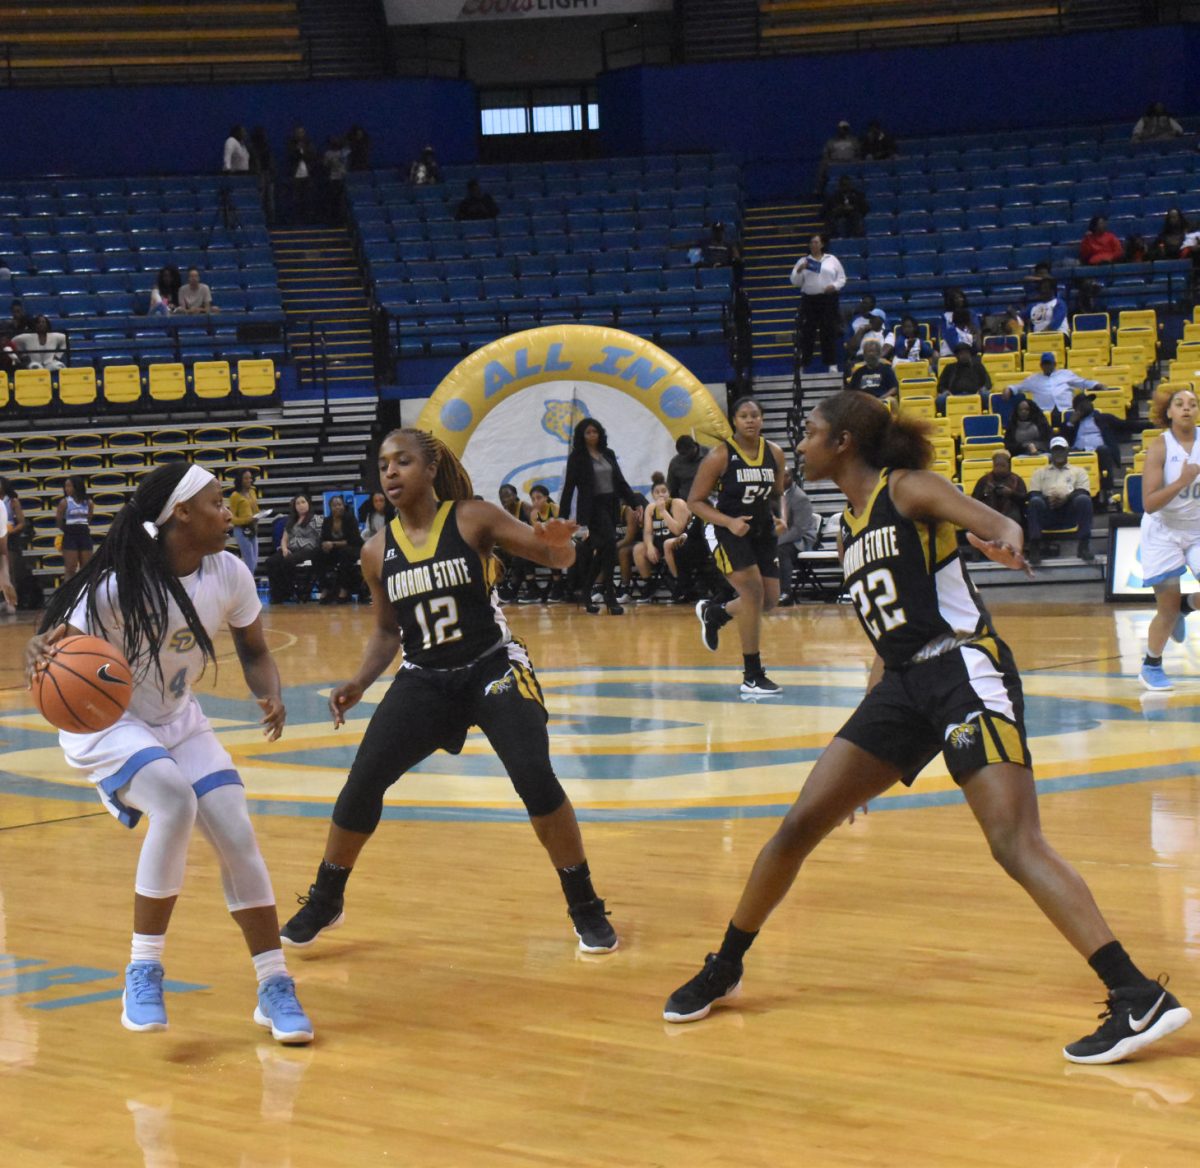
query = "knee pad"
xmin=512 ymin=764 xmax=567 ymax=820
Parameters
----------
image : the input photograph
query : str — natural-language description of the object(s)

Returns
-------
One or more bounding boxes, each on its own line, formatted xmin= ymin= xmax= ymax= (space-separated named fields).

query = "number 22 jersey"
xmin=839 ymin=471 xmax=995 ymax=669
xmin=382 ymin=501 xmax=510 ymax=668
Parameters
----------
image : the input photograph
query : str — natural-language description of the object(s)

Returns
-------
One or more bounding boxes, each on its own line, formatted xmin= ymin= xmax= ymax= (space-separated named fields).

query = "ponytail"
xmin=814 ymin=391 xmax=932 ymax=471
xmin=39 ymin=461 xmax=217 ymax=684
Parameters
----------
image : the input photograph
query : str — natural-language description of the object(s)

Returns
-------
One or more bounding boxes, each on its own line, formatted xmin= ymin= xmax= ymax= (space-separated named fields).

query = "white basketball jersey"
xmin=1157 ymin=430 xmax=1200 ymax=530
xmin=68 ymin=552 xmax=261 ymax=725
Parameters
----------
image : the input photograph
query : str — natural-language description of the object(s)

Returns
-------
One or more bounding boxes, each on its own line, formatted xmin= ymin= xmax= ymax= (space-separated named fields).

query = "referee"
xmin=789 ymin=232 xmax=846 ymax=372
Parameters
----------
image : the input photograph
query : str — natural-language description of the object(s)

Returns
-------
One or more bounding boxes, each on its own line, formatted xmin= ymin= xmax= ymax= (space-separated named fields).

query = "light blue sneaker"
xmin=1171 ymin=610 xmax=1188 ymax=644
xmin=254 ymin=975 xmax=314 ymax=1045
xmin=122 ymin=962 xmax=168 ymax=1032
xmin=1139 ymin=663 xmax=1174 ymax=692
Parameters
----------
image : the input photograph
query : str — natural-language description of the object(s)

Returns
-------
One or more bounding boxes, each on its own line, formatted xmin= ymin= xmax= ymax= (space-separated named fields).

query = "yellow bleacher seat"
xmin=1132 ymin=450 xmax=1147 ymax=473
xmin=1136 ymin=428 xmax=1162 ymax=451
xmin=931 ymin=460 xmax=954 ymax=480
xmin=102 ymin=365 xmax=143 ymax=407
xmin=0 ymin=371 xmax=9 ymax=410
xmin=1026 ymin=332 xmax=1066 ymax=361
xmin=193 ymin=361 xmax=233 ymax=401
xmin=14 ymin=368 xmax=52 ymax=409
xmin=1115 ymin=330 xmax=1156 ymax=366
xmin=1118 ymin=309 xmax=1157 ymax=331
xmin=236 ymin=359 xmax=277 ymax=399
xmin=898 ymin=377 xmax=937 ymax=400
xmin=151 ymin=428 xmax=190 ymax=447
xmin=63 ymin=432 xmax=103 ymax=452
xmin=926 ymin=416 xmax=953 ymax=441
xmin=981 ymin=352 xmax=1018 ymax=372
xmin=1156 ymin=380 xmax=1194 ymax=397
xmin=56 ymin=367 xmax=97 ymax=409
xmin=1175 ymin=342 xmax=1200 ymax=365
xmin=1070 ymin=332 xmax=1111 ymax=357
xmin=194 ymin=426 xmax=233 ymax=445
xmin=1090 ymin=389 xmax=1128 ymax=416
xmin=1182 ymin=322 xmax=1200 ymax=344
xmin=1011 ymin=455 xmax=1046 ymax=490
xmin=106 ymin=430 xmax=145 ymax=448
xmin=1068 ymin=451 xmax=1101 ymax=496
xmin=899 ymin=396 xmax=935 ymax=421
xmin=148 ymin=363 xmax=187 ymax=404
xmin=945 ymin=396 xmax=982 ymax=431
xmin=235 ymin=424 xmax=276 ymax=443
xmin=895 ymin=359 xmax=931 ymax=380
xmin=192 ymin=447 xmax=227 ymax=466
xmin=959 ymin=461 xmax=994 ymax=497
xmin=988 ymin=371 xmax=1026 ymax=394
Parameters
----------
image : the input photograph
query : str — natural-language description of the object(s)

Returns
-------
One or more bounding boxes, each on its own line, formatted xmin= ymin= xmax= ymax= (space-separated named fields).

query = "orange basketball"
xmin=32 ymin=635 xmax=133 ymax=733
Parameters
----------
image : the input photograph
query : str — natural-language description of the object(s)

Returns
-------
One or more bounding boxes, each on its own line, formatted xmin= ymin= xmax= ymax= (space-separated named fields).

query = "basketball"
xmin=32 ymin=635 xmax=133 ymax=733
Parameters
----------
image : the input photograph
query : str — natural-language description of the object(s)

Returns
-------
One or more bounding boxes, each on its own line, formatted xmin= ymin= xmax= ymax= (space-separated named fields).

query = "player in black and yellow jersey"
xmin=282 ymin=428 xmax=619 ymax=955
xmin=689 ymin=397 xmax=787 ymax=696
xmin=665 ymin=392 xmax=1190 ymax=1065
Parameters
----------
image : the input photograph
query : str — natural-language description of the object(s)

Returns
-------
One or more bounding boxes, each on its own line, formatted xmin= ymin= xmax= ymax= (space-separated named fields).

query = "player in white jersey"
xmin=25 ymin=462 xmax=314 ymax=1043
xmin=1138 ymin=386 xmax=1200 ymax=690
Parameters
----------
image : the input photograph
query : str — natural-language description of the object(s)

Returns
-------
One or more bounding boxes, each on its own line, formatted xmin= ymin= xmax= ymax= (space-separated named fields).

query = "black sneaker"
xmin=663 ymin=953 xmax=743 ymax=1023
xmin=740 ymin=673 xmax=782 ymax=697
xmin=696 ymin=599 xmax=728 ymax=652
xmin=280 ymin=886 xmax=345 ymax=948
xmin=568 ymin=898 xmax=618 ymax=953
xmin=1063 ymin=978 xmax=1191 ymax=1064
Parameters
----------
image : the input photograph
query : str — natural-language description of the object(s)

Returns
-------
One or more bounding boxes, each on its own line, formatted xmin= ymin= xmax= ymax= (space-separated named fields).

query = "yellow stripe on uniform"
xmin=979 ymin=716 xmax=1004 ymax=765
xmin=715 ymin=545 xmax=732 ymax=575
xmin=990 ymin=715 xmax=1024 ymax=764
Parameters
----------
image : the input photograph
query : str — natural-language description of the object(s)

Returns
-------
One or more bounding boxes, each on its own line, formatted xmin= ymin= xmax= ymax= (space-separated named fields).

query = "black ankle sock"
xmin=314 ymin=859 xmax=351 ymax=900
xmin=717 ymin=921 xmax=758 ymax=966
xmin=1144 ymin=654 xmax=1163 ymax=667
xmin=1184 ymin=595 xmax=1197 ymax=616
xmin=1088 ymin=940 xmax=1152 ymax=993
xmin=743 ymin=653 xmax=762 ymax=679
xmin=557 ymin=861 xmax=597 ymax=908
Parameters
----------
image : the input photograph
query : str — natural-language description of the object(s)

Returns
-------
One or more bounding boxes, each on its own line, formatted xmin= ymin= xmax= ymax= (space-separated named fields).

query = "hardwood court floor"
xmin=0 ymin=597 xmax=1198 ymax=1167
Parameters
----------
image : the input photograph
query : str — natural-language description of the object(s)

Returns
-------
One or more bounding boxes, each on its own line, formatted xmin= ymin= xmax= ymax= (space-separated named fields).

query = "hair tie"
xmin=142 ymin=520 xmax=159 ymax=540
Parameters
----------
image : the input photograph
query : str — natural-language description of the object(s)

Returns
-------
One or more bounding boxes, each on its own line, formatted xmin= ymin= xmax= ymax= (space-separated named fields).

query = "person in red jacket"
xmin=1079 ymin=216 xmax=1124 ymax=265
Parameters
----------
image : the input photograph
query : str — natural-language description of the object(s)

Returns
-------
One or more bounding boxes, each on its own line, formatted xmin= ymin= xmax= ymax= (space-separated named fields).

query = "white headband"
xmin=142 ymin=465 xmax=217 ymax=539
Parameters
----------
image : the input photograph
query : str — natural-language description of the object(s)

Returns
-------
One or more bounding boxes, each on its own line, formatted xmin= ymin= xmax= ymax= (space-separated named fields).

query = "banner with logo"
xmin=385 ymin=0 xmax=671 ymax=24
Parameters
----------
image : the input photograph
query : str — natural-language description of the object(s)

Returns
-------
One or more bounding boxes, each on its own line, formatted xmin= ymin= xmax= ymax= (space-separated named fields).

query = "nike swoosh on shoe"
xmin=1130 ymin=992 xmax=1167 ymax=1033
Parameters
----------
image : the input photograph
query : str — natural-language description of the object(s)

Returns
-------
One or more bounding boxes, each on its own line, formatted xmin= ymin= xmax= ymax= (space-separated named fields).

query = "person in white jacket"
xmin=789 ymin=234 xmax=846 ymax=371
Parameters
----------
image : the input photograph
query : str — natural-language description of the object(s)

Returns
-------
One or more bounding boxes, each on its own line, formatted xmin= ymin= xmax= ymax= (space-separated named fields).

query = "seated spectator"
xmin=316 ymin=494 xmax=363 ymax=603
xmin=940 ymin=307 xmax=981 ymax=357
xmin=887 ymin=315 xmax=935 ymax=367
xmin=358 ymin=491 xmax=390 ymax=539
xmin=529 ymin=483 xmax=565 ymax=603
xmin=1005 ymin=397 xmax=1051 ymax=456
xmin=1004 ymin=352 xmax=1106 ymax=415
xmin=223 ymin=125 xmax=249 ymax=173
xmin=1061 ymin=391 xmax=1132 ymax=496
xmin=2 ymin=298 xmax=29 ymax=344
xmin=1132 ymin=101 xmax=1183 ymax=142
xmin=860 ymin=120 xmax=896 ymax=160
xmin=266 ymin=494 xmax=321 ymax=603
xmin=11 ymin=315 xmax=67 ymax=369
xmin=822 ymin=174 xmax=868 ymax=238
xmin=814 ymin=119 xmax=861 ymax=194
xmin=848 ymin=309 xmax=887 ymax=360
xmin=1028 ymin=278 xmax=1069 ymax=335
xmin=1124 ymin=234 xmax=1148 ymax=263
xmin=849 ymin=294 xmax=887 ymax=335
xmin=149 ymin=265 xmax=180 ymax=315
xmin=497 ymin=483 xmax=538 ymax=602
xmin=972 ymin=451 xmax=1027 ymax=525
xmin=1079 ymin=216 xmax=1124 ymax=265
xmin=178 ymin=267 xmax=215 ymax=314
xmin=846 ymin=340 xmax=898 ymax=401
xmin=455 ymin=178 xmax=498 ymax=221
xmin=409 ymin=145 xmax=441 ymax=185
xmin=936 ymin=341 xmax=991 ymax=410
xmin=1152 ymin=208 xmax=1190 ymax=261
xmin=776 ymin=467 xmax=823 ymax=605
xmin=633 ymin=473 xmax=690 ymax=601
xmin=1026 ymin=437 xmax=1094 ymax=564
xmin=691 ymin=221 xmax=739 ymax=268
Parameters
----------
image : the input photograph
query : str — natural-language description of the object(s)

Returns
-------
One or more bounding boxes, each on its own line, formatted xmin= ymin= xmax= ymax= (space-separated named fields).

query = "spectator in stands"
xmin=846 ymin=340 xmax=898 ymax=401
xmin=347 ymin=125 xmax=370 ymax=172
xmin=1026 ymin=437 xmax=1094 ymax=564
xmin=1028 ymin=278 xmax=1070 ymax=335
xmin=849 ymin=294 xmax=886 ymax=334
xmin=455 ymin=178 xmax=499 ymax=221
xmin=860 ymin=120 xmax=896 ymax=161
xmin=229 ymin=468 xmax=264 ymax=574
xmin=496 ymin=484 xmax=538 ymax=603
xmin=1061 ymin=391 xmax=1130 ymax=495
xmin=358 ymin=491 xmax=390 ymax=540
xmin=887 ymin=315 xmax=935 ymax=368
xmin=814 ymin=120 xmax=861 ymax=195
xmin=936 ymin=341 xmax=992 ymax=411
xmin=1005 ymin=351 xmax=1106 ymax=416
xmin=941 ymin=287 xmax=981 ymax=345
xmin=316 ymin=493 xmax=363 ymax=604
xmin=12 ymin=315 xmax=67 ymax=370
xmin=249 ymin=126 xmax=276 ymax=226
xmin=822 ymin=174 xmax=868 ymax=239
xmin=1151 ymin=208 xmax=1190 ymax=261
xmin=667 ymin=434 xmax=710 ymax=503
xmin=223 ymin=125 xmax=249 ymax=173
xmin=775 ymin=467 xmax=822 ymax=606
xmin=848 ymin=308 xmax=887 ymax=361
xmin=178 ymin=267 xmax=215 ymax=314
xmin=633 ymin=473 xmax=690 ymax=602
xmin=940 ymin=306 xmax=981 ymax=357
xmin=2 ymin=299 xmax=30 ymax=344
xmin=56 ymin=475 xmax=94 ymax=580
xmin=1079 ymin=215 xmax=1123 ymax=265
xmin=0 ymin=477 xmax=32 ymax=610
xmin=694 ymin=221 xmax=739 ymax=268
xmin=287 ymin=125 xmax=317 ymax=225
xmin=322 ymin=135 xmax=349 ymax=219
xmin=1132 ymin=101 xmax=1183 ymax=142
xmin=528 ymin=484 xmax=565 ymax=603
xmin=1005 ymin=397 xmax=1051 ymax=456
xmin=1124 ymin=234 xmax=1148 ymax=263
xmin=972 ymin=451 xmax=1026 ymax=526
xmin=267 ymin=494 xmax=321 ymax=604
xmin=789 ymin=233 xmax=846 ymax=371
xmin=149 ymin=265 xmax=181 ymax=315
xmin=409 ymin=145 xmax=442 ymax=186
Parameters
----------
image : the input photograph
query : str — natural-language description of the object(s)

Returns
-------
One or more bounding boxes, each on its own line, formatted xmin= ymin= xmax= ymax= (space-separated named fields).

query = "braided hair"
xmin=39 ymin=461 xmax=218 ymax=684
xmin=388 ymin=428 xmax=475 ymax=500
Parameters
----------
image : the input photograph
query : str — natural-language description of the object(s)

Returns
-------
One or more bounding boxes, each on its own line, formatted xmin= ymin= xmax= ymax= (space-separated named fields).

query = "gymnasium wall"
xmin=2 ymin=77 xmax=478 ymax=178
xmin=597 ymin=24 xmax=1200 ymax=200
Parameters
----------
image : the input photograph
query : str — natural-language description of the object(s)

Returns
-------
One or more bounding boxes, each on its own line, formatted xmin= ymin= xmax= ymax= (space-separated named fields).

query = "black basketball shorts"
xmin=712 ymin=522 xmax=779 ymax=578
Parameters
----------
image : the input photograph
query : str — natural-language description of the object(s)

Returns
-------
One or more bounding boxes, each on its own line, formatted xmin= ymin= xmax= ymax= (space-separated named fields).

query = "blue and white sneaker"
xmin=254 ymin=975 xmax=314 ymax=1045
xmin=1171 ymin=610 xmax=1188 ymax=644
xmin=122 ymin=961 xmax=168 ymax=1032
xmin=1140 ymin=663 xmax=1174 ymax=692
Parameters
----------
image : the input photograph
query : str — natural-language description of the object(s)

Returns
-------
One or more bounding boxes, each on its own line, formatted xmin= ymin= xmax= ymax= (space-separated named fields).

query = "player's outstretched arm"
xmin=458 ymin=498 xmax=577 ymax=570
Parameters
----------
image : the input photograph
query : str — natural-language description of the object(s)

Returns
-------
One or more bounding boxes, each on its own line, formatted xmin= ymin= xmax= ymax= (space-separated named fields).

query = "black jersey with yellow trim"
xmin=838 ymin=470 xmax=995 ymax=669
xmin=715 ymin=438 xmax=777 ymax=528
xmin=382 ymin=500 xmax=510 ymax=669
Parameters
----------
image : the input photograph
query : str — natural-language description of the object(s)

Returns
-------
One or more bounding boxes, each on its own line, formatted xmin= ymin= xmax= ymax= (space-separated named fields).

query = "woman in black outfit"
xmin=1004 ymin=398 xmax=1052 ymax=457
xmin=559 ymin=418 xmax=642 ymax=615
xmin=316 ymin=494 xmax=363 ymax=604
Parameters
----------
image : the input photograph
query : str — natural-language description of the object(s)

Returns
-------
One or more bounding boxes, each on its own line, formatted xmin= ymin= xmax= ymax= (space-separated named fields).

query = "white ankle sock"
xmin=130 ymin=933 xmax=166 ymax=965
xmin=252 ymin=948 xmax=288 ymax=985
